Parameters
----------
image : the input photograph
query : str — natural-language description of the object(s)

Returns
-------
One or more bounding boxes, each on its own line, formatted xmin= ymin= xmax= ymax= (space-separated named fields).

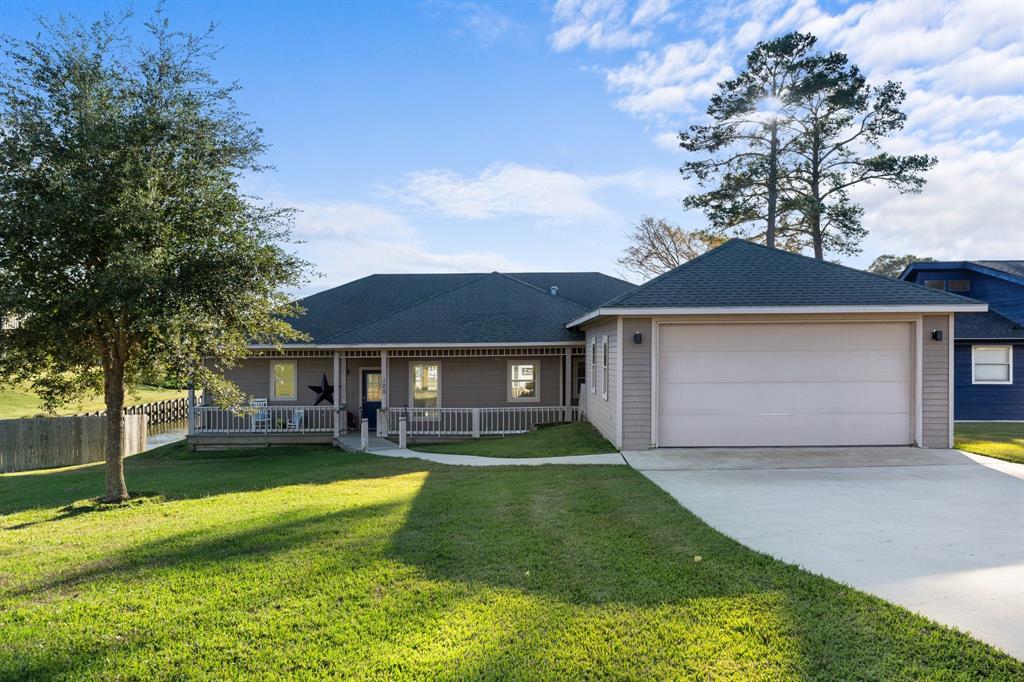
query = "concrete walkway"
xmin=624 ymin=446 xmax=1024 ymax=659
xmin=335 ymin=434 xmax=625 ymax=466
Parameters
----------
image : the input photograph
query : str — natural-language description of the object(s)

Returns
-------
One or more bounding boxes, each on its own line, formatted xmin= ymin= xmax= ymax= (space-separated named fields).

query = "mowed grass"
xmin=955 ymin=421 xmax=1024 ymax=464
xmin=408 ymin=422 xmax=617 ymax=458
xmin=1 ymin=444 xmax=1020 ymax=680
xmin=0 ymin=384 xmax=187 ymax=420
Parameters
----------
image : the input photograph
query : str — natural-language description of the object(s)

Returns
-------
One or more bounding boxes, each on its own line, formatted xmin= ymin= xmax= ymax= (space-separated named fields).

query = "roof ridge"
xmin=597 ymin=238 xmax=746 ymax=307
xmin=498 ymin=273 xmax=590 ymax=312
xmin=321 ymin=272 xmax=495 ymax=343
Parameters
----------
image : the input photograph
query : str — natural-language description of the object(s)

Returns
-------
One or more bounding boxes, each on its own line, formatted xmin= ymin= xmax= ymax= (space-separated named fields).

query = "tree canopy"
xmin=868 ymin=254 xmax=935 ymax=279
xmin=0 ymin=11 xmax=311 ymax=501
xmin=678 ymin=32 xmax=936 ymax=260
xmin=617 ymin=217 xmax=725 ymax=279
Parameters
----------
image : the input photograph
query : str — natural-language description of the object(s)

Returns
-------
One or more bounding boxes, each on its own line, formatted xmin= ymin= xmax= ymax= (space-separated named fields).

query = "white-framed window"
xmin=270 ymin=360 xmax=297 ymax=400
xmin=972 ymin=345 xmax=1012 ymax=384
xmin=601 ymin=335 xmax=609 ymax=401
xmin=508 ymin=361 xmax=540 ymax=402
xmin=590 ymin=337 xmax=597 ymax=394
xmin=409 ymin=362 xmax=441 ymax=407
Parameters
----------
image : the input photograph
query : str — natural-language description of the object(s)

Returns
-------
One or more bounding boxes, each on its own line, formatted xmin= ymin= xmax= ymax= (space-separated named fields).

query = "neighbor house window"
xmin=508 ymin=361 xmax=540 ymax=402
xmin=923 ymin=280 xmax=945 ymax=290
xmin=601 ymin=336 xmax=609 ymax=401
xmin=270 ymin=360 xmax=297 ymax=400
xmin=972 ymin=346 xmax=1012 ymax=384
xmin=590 ymin=338 xmax=597 ymax=394
xmin=948 ymin=279 xmax=970 ymax=292
xmin=410 ymin=362 xmax=440 ymax=407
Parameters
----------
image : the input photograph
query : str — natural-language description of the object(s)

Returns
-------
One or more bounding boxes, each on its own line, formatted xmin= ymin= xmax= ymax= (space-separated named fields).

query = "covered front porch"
xmin=187 ymin=345 xmax=587 ymax=448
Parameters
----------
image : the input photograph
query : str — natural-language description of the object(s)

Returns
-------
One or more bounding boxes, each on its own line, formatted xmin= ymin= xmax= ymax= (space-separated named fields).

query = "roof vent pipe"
xmin=550 ymin=286 xmax=558 ymax=296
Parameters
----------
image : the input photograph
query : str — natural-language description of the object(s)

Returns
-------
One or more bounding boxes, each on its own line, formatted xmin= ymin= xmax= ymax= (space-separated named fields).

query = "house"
xmin=188 ymin=271 xmax=636 ymax=448
xmin=899 ymin=260 xmax=1024 ymax=421
xmin=188 ymin=239 xmax=986 ymax=450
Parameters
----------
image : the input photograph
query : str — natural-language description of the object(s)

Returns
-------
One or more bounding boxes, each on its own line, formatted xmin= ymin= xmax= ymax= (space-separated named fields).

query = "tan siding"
xmin=215 ymin=358 xmax=332 ymax=407
xmin=921 ymin=315 xmax=951 ymax=447
xmin=621 ymin=318 xmax=652 ymax=450
xmin=584 ymin=319 xmax=618 ymax=446
xmin=386 ymin=356 xmax=564 ymax=408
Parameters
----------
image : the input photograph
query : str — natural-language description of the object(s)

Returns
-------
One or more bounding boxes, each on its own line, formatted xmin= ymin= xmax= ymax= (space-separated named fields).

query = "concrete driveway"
xmin=623 ymin=446 xmax=1024 ymax=659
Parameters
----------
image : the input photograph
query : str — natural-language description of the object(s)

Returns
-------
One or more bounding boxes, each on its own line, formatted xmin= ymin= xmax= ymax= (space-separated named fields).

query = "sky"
xmin=3 ymin=0 xmax=1022 ymax=295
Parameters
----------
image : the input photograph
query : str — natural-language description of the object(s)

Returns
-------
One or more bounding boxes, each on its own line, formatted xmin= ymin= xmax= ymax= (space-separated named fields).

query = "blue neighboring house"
xmin=901 ymin=260 xmax=1024 ymax=421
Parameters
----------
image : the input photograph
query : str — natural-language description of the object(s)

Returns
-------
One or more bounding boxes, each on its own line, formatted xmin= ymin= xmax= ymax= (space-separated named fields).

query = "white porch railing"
xmin=379 ymin=406 xmax=580 ymax=438
xmin=190 ymin=406 xmax=336 ymax=433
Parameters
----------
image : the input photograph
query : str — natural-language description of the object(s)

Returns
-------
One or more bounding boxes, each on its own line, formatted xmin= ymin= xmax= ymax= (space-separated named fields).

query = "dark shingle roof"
xmin=595 ymin=239 xmax=985 ymax=310
xmin=327 ymin=273 xmax=589 ymax=344
xmin=507 ymin=272 xmax=635 ymax=308
xmin=972 ymin=261 xmax=1024 ymax=280
xmin=285 ymin=271 xmax=633 ymax=344
xmin=286 ymin=273 xmax=482 ymax=344
xmin=955 ymin=311 xmax=1024 ymax=340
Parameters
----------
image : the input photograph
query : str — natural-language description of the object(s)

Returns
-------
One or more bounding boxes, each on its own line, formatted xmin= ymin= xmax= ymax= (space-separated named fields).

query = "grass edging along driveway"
xmin=2 ymin=442 xmax=1021 ymax=679
xmin=407 ymin=421 xmax=617 ymax=458
xmin=955 ymin=421 xmax=1024 ymax=464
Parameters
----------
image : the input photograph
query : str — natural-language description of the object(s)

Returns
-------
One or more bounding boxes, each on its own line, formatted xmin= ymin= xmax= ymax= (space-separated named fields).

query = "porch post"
xmin=563 ymin=347 xmax=572 ymax=422
xmin=339 ymin=356 xmax=347 ymax=433
xmin=379 ymin=350 xmax=389 ymax=437
xmin=332 ymin=351 xmax=341 ymax=439
xmin=187 ymin=385 xmax=196 ymax=436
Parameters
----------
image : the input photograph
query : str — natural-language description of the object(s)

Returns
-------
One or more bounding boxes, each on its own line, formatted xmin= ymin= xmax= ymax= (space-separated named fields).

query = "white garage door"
xmin=657 ymin=322 xmax=913 ymax=447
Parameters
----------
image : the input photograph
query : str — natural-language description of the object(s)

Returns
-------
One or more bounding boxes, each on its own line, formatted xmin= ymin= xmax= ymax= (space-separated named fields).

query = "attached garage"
xmin=656 ymin=321 xmax=914 ymax=447
xmin=568 ymin=239 xmax=988 ymax=451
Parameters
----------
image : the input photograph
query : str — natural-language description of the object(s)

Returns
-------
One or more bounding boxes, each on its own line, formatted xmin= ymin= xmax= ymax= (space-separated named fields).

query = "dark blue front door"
xmin=361 ymin=369 xmax=382 ymax=429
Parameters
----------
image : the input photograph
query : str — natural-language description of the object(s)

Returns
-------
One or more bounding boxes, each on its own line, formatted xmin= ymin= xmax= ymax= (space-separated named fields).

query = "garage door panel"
xmin=659 ymin=350 xmax=910 ymax=383
xmin=659 ymin=322 xmax=910 ymax=352
xmin=659 ymin=381 xmax=911 ymax=417
xmin=657 ymin=322 xmax=913 ymax=447
xmin=658 ymin=413 xmax=914 ymax=447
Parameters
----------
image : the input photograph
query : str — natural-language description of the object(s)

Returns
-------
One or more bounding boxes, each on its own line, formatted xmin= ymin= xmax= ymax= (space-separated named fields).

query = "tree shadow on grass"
xmin=386 ymin=465 xmax=1023 ymax=678
xmin=0 ymin=442 xmax=422 ymax=517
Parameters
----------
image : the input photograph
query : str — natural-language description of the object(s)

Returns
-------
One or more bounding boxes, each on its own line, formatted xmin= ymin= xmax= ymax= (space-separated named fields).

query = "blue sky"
xmin=3 ymin=0 xmax=1022 ymax=294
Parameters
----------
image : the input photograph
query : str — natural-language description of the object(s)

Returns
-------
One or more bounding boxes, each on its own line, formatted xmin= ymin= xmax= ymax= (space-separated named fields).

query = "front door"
xmin=361 ymin=369 xmax=382 ymax=429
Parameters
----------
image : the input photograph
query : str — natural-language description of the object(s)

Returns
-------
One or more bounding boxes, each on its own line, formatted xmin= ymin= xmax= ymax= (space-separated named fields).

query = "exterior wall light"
xmin=931 ymin=329 xmax=943 ymax=341
xmin=633 ymin=331 xmax=643 ymax=344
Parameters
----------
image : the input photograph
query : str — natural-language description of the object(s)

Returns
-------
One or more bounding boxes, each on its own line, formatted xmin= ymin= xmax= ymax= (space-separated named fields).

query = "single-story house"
xmin=899 ymin=260 xmax=1024 ymax=421
xmin=188 ymin=239 xmax=986 ymax=450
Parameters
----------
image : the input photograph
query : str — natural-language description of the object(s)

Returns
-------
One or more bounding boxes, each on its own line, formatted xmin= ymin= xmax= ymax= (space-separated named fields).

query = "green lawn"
xmin=955 ymin=421 xmax=1024 ymax=464
xmin=0 ymin=447 xmax=1019 ymax=680
xmin=408 ymin=422 xmax=617 ymax=458
xmin=0 ymin=384 xmax=187 ymax=420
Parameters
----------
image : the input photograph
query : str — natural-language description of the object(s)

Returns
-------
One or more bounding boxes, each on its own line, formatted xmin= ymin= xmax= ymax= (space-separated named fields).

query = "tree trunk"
xmin=766 ymin=121 xmax=778 ymax=249
xmin=811 ymin=136 xmax=824 ymax=259
xmin=102 ymin=354 xmax=129 ymax=503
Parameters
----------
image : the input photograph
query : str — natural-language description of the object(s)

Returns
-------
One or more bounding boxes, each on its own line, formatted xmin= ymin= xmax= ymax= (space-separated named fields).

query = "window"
xmin=590 ymin=338 xmax=597 ymax=394
xmin=508 ymin=362 xmax=540 ymax=402
xmin=948 ymin=279 xmax=970 ymax=292
xmin=410 ymin=362 xmax=440 ymax=407
xmin=924 ymin=280 xmax=945 ymax=290
xmin=270 ymin=361 xmax=297 ymax=400
xmin=601 ymin=336 xmax=609 ymax=400
xmin=973 ymin=346 xmax=1012 ymax=384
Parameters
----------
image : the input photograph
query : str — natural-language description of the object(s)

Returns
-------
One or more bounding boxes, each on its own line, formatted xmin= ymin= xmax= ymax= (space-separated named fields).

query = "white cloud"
xmin=386 ymin=162 xmax=681 ymax=222
xmin=287 ymin=201 xmax=524 ymax=293
xmin=855 ymin=139 xmax=1024 ymax=260
xmin=550 ymin=0 xmax=672 ymax=52
xmin=452 ymin=3 xmax=511 ymax=46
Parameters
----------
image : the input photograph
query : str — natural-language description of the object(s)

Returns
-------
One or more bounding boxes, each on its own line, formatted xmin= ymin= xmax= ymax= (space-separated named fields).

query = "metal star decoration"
xmin=308 ymin=373 xmax=334 ymax=406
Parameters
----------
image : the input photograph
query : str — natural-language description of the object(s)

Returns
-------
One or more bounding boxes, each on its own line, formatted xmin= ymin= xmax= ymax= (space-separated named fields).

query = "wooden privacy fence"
xmin=82 ymin=397 xmax=188 ymax=426
xmin=0 ymin=414 xmax=147 ymax=473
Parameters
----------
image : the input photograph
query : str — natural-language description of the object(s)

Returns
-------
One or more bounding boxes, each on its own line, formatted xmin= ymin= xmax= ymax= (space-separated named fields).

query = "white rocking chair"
xmin=250 ymin=398 xmax=270 ymax=431
xmin=286 ymin=409 xmax=305 ymax=431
